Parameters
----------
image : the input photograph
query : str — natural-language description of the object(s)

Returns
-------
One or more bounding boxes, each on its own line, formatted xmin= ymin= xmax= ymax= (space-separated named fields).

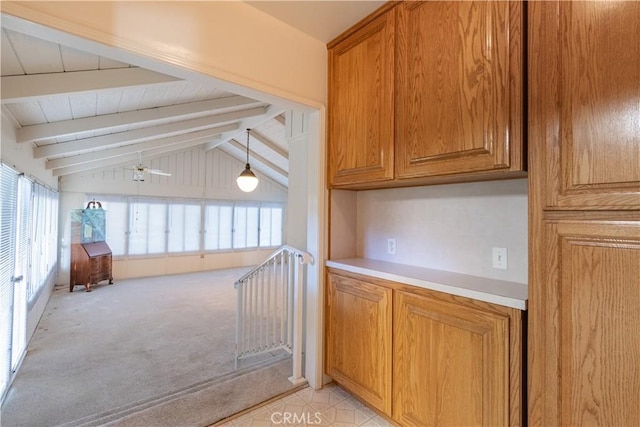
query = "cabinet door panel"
xmin=530 ymin=1 xmax=640 ymax=209
xmin=328 ymin=10 xmax=395 ymax=187
xmin=396 ymin=1 xmax=522 ymax=178
xmin=531 ymin=221 xmax=640 ymax=426
xmin=394 ymin=290 xmax=509 ymax=426
xmin=325 ymin=273 xmax=392 ymax=415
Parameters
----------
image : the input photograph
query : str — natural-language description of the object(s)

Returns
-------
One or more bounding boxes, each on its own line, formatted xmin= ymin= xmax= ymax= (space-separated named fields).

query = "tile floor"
xmin=219 ymin=383 xmax=393 ymax=427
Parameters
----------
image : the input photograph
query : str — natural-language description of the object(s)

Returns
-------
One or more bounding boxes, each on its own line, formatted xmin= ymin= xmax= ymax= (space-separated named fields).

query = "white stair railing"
xmin=234 ymin=245 xmax=313 ymax=385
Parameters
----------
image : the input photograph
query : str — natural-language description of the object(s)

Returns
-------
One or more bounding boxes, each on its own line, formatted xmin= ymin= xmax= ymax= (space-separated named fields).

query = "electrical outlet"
xmin=492 ymin=247 xmax=508 ymax=270
xmin=387 ymin=238 xmax=396 ymax=255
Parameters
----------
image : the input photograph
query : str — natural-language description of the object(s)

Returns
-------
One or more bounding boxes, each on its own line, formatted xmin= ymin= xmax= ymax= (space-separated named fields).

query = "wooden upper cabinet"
xmin=395 ymin=1 xmax=524 ymax=179
xmin=325 ymin=271 xmax=393 ymax=415
xmin=327 ymin=7 xmax=395 ymax=187
xmin=530 ymin=1 xmax=640 ymax=209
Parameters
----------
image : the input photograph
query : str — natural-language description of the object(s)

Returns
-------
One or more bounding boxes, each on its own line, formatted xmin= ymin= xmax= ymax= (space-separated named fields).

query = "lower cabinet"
xmin=325 ymin=269 xmax=524 ymax=426
xmin=325 ymin=271 xmax=393 ymax=415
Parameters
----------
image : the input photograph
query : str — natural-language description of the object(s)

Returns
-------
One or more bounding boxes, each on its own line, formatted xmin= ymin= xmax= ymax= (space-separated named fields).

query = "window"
xmin=168 ymin=202 xmax=201 ymax=253
xmin=128 ymin=198 xmax=167 ymax=256
xmin=233 ymin=205 xmax=259 ymax=249
xmin=0 ymin=164 xmax=18 ymax=398
xmin=101 ymin=197 xmax=128 ymax=257
xmin=29 ymin=185 xmax=58 ymax=301
xmin=260 ymin=205 xmax=283 ymax=247
xmin=204 ymin=204 xmax=233 ymax=251
xmin=89 ymin=195 xmax=284 ymax=257
xmin=1 ymin=164 xmax=58 ymax=399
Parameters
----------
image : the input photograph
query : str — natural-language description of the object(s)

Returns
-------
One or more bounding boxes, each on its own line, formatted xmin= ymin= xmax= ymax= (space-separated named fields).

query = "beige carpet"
xmin=1 ymin=267 xmax=296 ymax=427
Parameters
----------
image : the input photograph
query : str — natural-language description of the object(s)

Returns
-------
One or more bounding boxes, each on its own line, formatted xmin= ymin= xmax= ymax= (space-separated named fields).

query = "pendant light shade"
xmin=236 ymin=128 xmax=259 ymax=192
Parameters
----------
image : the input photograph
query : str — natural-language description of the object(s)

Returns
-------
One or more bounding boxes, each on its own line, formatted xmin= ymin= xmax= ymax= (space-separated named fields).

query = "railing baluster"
xmin=268 ymin=260 xmax=273 ymax=348
xmin=287 ymin=252 xmax=294 ymax=350
xmin=233 ymin=246 xmax=313 ymax=384
xmin=279 ymin=253 xmax=287 ymax=345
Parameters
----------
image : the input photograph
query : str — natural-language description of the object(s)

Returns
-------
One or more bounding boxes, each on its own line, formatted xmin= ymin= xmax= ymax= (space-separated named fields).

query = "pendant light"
xmin=236 ymin=128 xmax=259 ymax=192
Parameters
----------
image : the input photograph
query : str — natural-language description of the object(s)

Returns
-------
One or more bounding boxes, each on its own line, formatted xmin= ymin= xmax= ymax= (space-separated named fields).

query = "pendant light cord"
xmin=246 ymin=129 xmax=251 ymax=165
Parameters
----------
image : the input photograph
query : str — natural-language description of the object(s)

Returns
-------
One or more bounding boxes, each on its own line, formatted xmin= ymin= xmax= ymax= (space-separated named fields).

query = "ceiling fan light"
xmin=133 ymin=169 xmax=145 ymax=182
xmin=236 ymin=164 xmax=259 ymax=192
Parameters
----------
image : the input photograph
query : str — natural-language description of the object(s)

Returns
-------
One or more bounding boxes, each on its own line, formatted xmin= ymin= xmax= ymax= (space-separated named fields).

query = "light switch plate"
xmin=387 ymin=238 xmax=396 ymax=255
xmin=492 ymin=247 xmax=508 ymax=270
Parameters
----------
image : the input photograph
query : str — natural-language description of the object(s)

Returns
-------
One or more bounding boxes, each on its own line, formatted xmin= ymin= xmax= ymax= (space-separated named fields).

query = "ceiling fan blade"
xmin=147 ymin=169 xmax=171 ymax=176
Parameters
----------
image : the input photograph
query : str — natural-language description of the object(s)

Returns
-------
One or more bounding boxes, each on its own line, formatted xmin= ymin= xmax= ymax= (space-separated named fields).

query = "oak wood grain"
xmin=327 ymin=7 xmax=395 ymax=187
xmin=529 ymin=3 xmax=640 ymax=425
xmin=325 ymin=271 xmax=393 ymax=415
xmin=539 ymin=1 xmax=640 ymax=210
xmin=326 ymin=268 xmax=523 ymax=426
xmin=395 ymin=0 xmax=524 ymax=178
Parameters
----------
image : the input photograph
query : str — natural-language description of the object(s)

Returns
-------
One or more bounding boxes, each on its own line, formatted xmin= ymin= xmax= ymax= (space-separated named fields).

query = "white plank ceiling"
xmin=0 ymin=26 xmax=290 ymax=187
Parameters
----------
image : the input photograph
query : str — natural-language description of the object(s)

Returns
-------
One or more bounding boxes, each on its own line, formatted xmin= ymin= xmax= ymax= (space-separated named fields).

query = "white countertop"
xmin=326 ymin=258 xmax=528 ymax=310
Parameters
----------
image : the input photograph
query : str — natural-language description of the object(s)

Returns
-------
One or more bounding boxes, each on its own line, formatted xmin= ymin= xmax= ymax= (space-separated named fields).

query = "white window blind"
xmin=259 ymin=206 xmax=283 ymax=247
xmin=204 ymin=204 xmax=233 ymax=251
xmin=0 ymin=164 xmax=18 ymax=399
xmin=233 ymin=205 xmax=259 ymax=249
xmin=29 ymin=184 xmax=58 ymax=300
xmin=93 ymin=196 xmax=128 ymax=257
xmin=90 ymin=195 xmax=283 ymax=257
xmin=128 ymin=199 xmax=167 ymax=255
xmin=12 ymin=176 xmax=32 ymax=368
xmin=168 ymin=202 xmax=201 ymax=253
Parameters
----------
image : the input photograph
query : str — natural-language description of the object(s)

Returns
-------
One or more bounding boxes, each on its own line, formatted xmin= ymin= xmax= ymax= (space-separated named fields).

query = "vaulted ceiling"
xmin=0 ymin=1 xmax=384 ymax=189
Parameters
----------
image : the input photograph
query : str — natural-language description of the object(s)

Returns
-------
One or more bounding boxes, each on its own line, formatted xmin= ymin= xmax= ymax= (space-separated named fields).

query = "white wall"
xmin=355 ymin=179 xmax=528 ymax=284
xmin=60 ymin=147 xmax=286 ymax=202
xmin=286 ymin=111 xmax=309 ymax=249
xmin=1 ymin=111 xmax=57 ymax=189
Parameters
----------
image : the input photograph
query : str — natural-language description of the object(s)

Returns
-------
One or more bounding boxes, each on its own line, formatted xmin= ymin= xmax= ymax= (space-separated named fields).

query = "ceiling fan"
xmin=126 ymin=154 xmax=171 ymax=181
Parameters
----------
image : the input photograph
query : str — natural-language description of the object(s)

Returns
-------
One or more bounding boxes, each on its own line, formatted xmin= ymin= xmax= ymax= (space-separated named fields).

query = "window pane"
xmin=204 ymin=204 xmax=231 ymax=251
xmin=271 ymin=207 xmax=283 ymax=246
xmin=204 ymin=205 xmax=220 ymax=250
xmin=259 ymin=206 xmax=283 ymax=247
xmin=168 ymin=202 xmax=200 ymax=253
xmin=0 ymin=164 xmax=18 ymax=398
xmin=219 ymin=206 xmax=232 ymax=250
xmin=93 ymin=196 xmax=128 ymax=257
xmin=246 ymin=207 xmax=259 ymax=248
xmin=233 ymin=206 xmax=247 ymax=248
xmin=129 ymin=200 xmax=167 ymax=255
xmin=168 ymin=204 xmax=185 ymax=252
xmin=184 ymin=204 xmax=200 ymax=252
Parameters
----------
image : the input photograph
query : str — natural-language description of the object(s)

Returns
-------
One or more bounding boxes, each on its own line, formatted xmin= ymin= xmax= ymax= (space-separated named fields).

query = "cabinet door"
xmin=529 ymin=220 xmax=640 ymax=426
xmin=396 ymin=1 xmax=523 ymax=178
xmin=394 ymin=290 xmax=510 ymax=426
xmin=327 ymin=8 xmax=395 ymax=187
xmin=325 ymin=272 xmax=392 ymax=415
xmin=530 ymin=1 xmax=640 ymax=209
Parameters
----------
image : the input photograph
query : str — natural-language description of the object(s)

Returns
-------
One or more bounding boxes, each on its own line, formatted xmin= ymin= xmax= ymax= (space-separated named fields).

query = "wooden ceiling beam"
xmin=228 ymin=139 xmax=288 ymax=179
xmin=17 ymin=95 xmax=261 ymax=143
xmin=1 ymin=67 xmax=181 ymax=104
xmin=249 ymin=129 xmax=288 ymax=160
xmin=204 ymin=105 xmax=285 ymax=151
xmin=34 ymin=106 xmax=267 ymax=158
xmin=45 ymin=124 xmax=233 ymax=170
xmin=52 ymin=137 xmax=212 ymax=177
xmin=274 ymin=114 xmax=286 ymax=126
